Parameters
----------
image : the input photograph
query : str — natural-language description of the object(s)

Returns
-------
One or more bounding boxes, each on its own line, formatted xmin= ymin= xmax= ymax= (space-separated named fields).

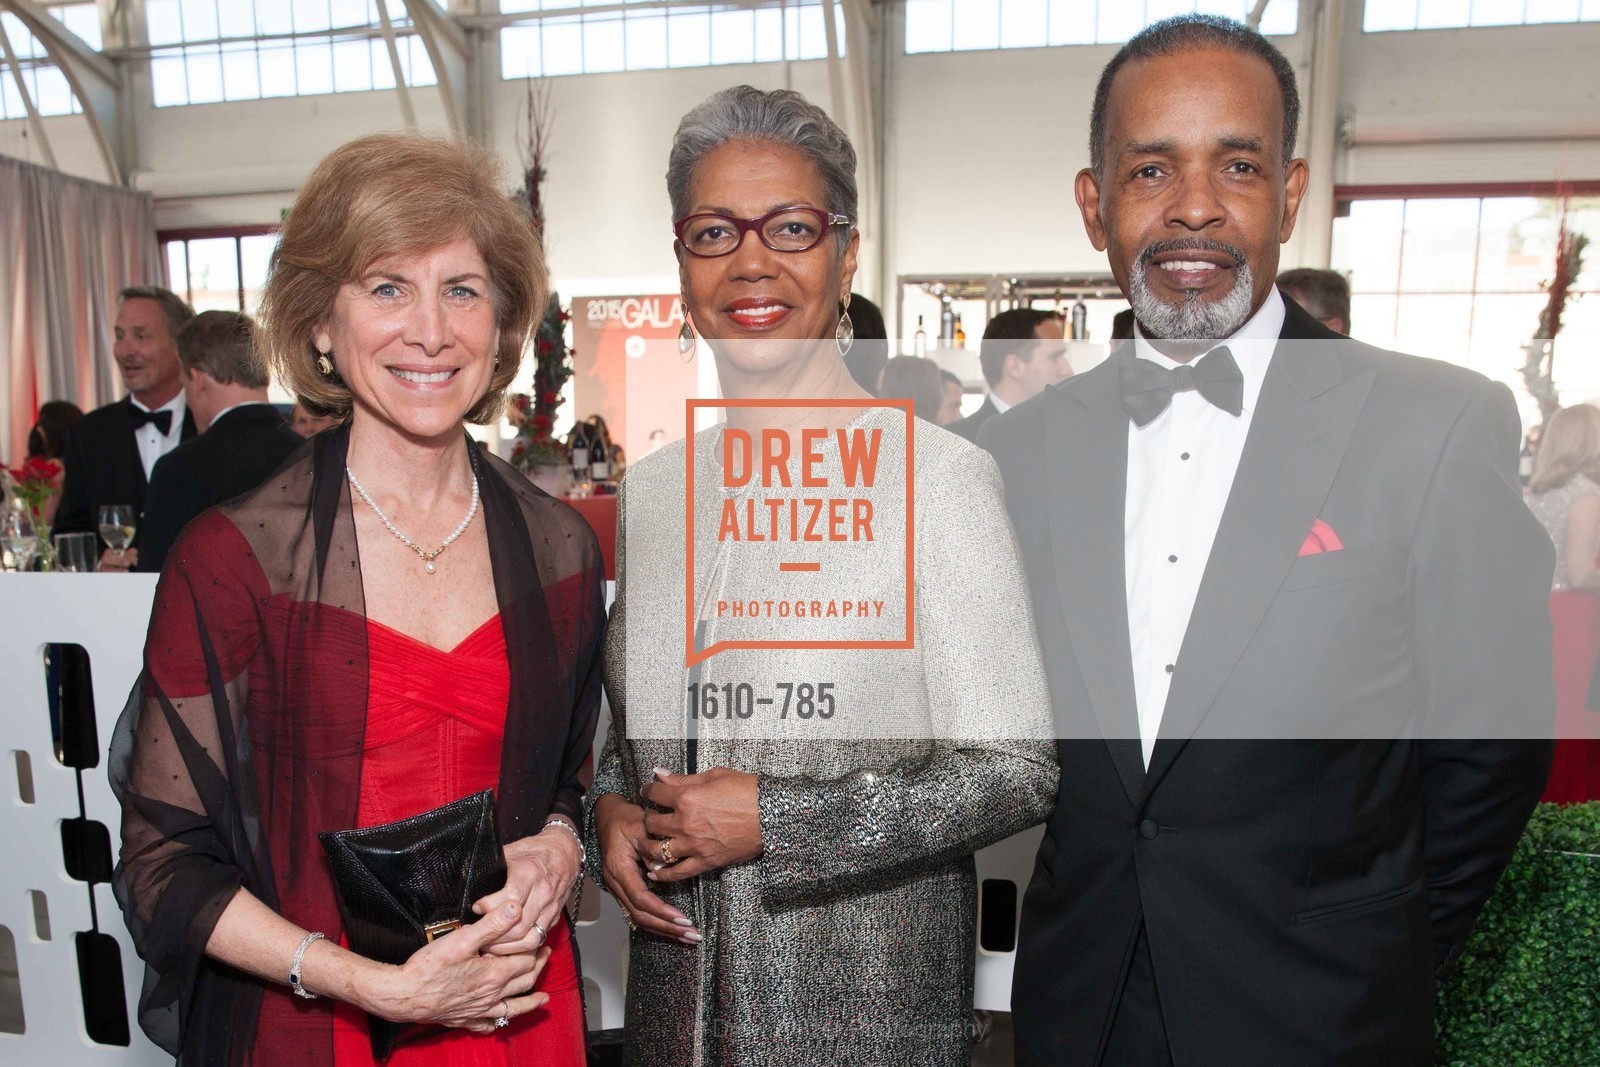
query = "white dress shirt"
xmin=207 ymin=400 xmax=276 ymax=429
xmin=1125 ymin=288 xmax=1286 ymax=767
xmin=132 ymin=392 xmax=188 ymax=480
xmin=987 ymin=393 xmax=1013 ymax=415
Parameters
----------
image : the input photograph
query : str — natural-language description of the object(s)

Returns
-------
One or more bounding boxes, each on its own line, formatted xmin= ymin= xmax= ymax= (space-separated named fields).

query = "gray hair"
xmin=119 ymin=285 xmax=196 ymax=342
xmin=667 ymin=86 xmax=858 ymax=247
xmin=1090 ymin=15 xmax=1299 ymax=181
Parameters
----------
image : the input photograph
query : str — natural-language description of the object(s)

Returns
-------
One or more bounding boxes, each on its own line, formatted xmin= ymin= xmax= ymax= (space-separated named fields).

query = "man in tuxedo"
xmin=983 ymin=15 xmax=1554 ymax=1066
xmin=137 ymin=311 xmax=301 ymax=574
xmin=54 ymin=286 xmax=197 ymax=569
xmin=950 ymin=309 xmax=1068 ymax=442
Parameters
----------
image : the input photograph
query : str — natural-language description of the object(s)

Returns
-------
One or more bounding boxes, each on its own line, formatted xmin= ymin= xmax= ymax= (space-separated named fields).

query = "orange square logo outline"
xmin=684 ymin=397 xmax=916 ymax=668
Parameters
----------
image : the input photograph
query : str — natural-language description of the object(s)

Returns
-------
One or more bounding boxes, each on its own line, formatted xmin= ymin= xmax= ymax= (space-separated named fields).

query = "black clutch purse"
xmin=318 ymin=789 xmax=507 ymax=1061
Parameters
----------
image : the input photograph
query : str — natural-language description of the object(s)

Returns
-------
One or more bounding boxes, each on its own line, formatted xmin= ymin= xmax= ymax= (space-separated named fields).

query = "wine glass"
xmin=2 ymin=506 xmax=38 ymax=572
xmin=99 ymin=504 xmax=137 ymax=565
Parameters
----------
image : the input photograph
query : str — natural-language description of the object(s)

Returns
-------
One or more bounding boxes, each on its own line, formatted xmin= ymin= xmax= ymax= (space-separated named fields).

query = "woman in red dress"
xmin=1526 ymin=403 xmax=1600 ymax=803
xmin=110 ymin=133 xmax=603 ymax=1066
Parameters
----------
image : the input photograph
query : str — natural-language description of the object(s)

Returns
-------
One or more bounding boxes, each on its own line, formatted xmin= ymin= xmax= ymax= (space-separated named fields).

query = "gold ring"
xmin=659 ymin=839 xmax=676 ymax=864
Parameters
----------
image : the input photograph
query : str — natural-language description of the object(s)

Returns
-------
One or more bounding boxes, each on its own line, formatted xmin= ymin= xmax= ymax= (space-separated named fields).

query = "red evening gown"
xmin=323 ymin=613 xmax=587 ymax=1066
xmin=1543 ymin=589 xmax=1600 ymax=803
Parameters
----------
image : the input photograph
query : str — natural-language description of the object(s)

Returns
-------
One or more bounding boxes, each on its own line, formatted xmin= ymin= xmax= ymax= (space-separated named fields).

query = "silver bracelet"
xmin=544 ymin=816 xmax=586 ymax=867
xmin=289 ymin=931 xmax=325 ymax=1000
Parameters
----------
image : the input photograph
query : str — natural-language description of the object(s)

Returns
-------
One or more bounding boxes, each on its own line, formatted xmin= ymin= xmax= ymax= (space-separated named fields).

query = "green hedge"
xmin=1436 ymin=802 xmax=1600 ymax=1065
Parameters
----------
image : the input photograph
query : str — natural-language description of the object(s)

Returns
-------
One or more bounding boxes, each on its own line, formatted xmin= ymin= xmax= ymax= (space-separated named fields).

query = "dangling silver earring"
xmin=835 ymin=296 xmax=855 ymax=357
xmin=678 ymin=314 xmax=696 ymax=358
xmin=316 ymin=352 xmax=335 ymax=378
xmin=494 ymin=357 xmax=501 ymax=372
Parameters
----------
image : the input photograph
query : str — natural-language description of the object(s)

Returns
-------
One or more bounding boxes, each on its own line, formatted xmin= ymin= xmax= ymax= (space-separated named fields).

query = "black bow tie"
xmin=130 ymin=408 xmax=173 ymax=434
xmin=1119 ymin=346 xmax=1244 ymax=427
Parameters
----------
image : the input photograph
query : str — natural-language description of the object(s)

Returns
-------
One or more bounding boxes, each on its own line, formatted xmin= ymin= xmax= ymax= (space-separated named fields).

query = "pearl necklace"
xmin=346 ymin=468 xmax=479 ymax=574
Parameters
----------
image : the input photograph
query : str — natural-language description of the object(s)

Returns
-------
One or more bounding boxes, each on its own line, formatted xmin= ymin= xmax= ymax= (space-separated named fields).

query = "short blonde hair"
xmin=1531 ymin=403 xmax=1600 ymax=494
xmin=257 ymin=132 xmax=546 ymax=424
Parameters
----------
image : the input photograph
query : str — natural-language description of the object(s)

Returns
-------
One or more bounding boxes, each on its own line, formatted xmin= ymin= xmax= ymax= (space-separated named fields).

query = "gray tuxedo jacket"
xmin=986 ymin=297 xmax=1554 ymax=1066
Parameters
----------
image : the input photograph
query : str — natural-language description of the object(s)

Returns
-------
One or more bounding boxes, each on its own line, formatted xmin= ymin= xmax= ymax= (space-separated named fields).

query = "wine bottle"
xmin=913 ymin=315 xmax=927 ymax=357
xmin=953 ymin=314 xmax=966 ymax=348
xmin=588 ymin=419 xmax=612 ymax=487
xmin=568 ymin=423 xmax=591 ymax=476
xmin=939 ymin=302 xmax=955 ymax=345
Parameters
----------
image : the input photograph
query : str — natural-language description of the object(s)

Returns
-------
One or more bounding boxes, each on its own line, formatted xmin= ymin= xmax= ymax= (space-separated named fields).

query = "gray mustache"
xmin=1136 ymin=239 xmax=1247 ymax=269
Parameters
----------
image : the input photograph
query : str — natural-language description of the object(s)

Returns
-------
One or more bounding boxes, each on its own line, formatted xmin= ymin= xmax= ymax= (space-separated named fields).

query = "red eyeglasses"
xmin=673 ymin=207 xmax=854 ymax=259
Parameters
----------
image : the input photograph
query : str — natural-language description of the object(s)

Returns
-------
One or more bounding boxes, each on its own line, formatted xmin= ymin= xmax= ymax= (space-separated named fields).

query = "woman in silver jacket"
xmin=585 ymin=85 xmax=1058 ymax=1066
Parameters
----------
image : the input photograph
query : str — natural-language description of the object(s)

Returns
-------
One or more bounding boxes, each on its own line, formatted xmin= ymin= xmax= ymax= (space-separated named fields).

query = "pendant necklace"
xmin=347 ymin=467 xmax=479 ymax=574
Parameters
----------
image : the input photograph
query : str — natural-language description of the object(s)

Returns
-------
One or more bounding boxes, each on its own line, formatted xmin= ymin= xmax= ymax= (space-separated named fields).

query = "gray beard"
xmin=1129 ymin=259 xmax=1255 ymax=341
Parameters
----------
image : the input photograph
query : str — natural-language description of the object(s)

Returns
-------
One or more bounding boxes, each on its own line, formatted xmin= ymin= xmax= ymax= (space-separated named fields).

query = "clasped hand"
xmin=374 ymin=826 xmax=581 ymax=1032
xmin=374 ymin=902 xmax=551 ymax=1033
xmin=640 ymin=767 xmax=763 ymax=880
xmin=474 ymin=827 xmax=584 ymax=956
xmin=595 ymin=767 xmax=761 ymax=944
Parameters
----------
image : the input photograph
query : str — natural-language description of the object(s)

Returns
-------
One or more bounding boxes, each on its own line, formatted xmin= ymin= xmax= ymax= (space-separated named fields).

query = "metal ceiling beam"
xmin=0 ymin=14 xmax=57 ymax=167
xmin=0 ymin=0 xmax=126 ymax=182
xmin=375 ymin=0 xmax=419 ymax=128
xmin=399 ymin=0 xmax=470 ymax=135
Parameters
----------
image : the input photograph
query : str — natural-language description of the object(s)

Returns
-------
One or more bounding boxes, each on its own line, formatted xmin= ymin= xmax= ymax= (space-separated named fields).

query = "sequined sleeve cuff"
xmin=581 ymin=730 xmax=634 ymax=887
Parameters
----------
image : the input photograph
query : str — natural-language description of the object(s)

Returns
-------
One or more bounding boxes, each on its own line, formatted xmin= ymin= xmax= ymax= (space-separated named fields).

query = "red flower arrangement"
xmin=5 ymin=456 xmax=62 ymax=521
xmin=512 ymin=86 xmax=574 ymax=473
xmin=508 ymin=298 xmax=574 ymax=472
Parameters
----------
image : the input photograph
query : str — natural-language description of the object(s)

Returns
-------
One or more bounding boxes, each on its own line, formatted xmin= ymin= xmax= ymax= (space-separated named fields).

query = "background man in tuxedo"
xmin=137 ymin=311 xmax=301 ymax=574
xmin=982 ymin=15 xmax=1554 ymax=1065
xmin=950 ymin=308 xmax=1069 ymax=442
xmin=54 ymin=285 xmax=197 ymax=569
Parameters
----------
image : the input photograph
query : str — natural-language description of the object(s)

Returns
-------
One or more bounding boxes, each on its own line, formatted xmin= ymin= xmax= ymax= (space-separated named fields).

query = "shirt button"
xmin=1139 ymin=819 xmax=1159 ymax=840
xmin=1180 ymin=452 xmax=1191 ymax=461
xmin=1168 ymin=555 xmax=1178 ymax=563
xmin=1164 ymin=663 xmax=1175 ymax=674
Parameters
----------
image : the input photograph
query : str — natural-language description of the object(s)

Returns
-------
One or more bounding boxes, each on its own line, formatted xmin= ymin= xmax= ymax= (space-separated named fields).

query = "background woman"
xmin=111 ymin=133 xmax=605 ymax=1066
xmin=24 ymin=399 xmax=83 ymax=523
xmin=1528 ymin=402 xmax=1600 ymax=803
xmin=587 ymin=86 xmax=1057 ymax=1067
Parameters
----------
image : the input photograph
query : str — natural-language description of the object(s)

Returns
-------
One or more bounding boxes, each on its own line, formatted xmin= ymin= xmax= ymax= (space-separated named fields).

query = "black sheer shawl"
xmin=109 ymin=424 xmax=605 ymax=1064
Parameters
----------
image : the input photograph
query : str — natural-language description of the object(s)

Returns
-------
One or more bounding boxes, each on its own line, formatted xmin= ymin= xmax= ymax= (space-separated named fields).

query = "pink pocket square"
xmin=1298 ymin=519 xmax=1344 ymax=557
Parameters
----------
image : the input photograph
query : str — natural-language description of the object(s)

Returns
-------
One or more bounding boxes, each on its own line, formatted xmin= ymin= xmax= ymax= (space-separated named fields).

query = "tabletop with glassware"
xmin=2 ymin=502 xmax=138 ymax=573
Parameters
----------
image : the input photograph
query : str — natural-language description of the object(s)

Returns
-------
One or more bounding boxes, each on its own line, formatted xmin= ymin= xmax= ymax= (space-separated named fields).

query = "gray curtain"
xmin=0 ymin=156 xmax=162 ymax=460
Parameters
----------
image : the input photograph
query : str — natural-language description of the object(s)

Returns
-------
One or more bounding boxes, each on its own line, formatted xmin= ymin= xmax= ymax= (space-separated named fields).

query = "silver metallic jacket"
xmin=584 ymin=411 xmax=1058 ymax=1066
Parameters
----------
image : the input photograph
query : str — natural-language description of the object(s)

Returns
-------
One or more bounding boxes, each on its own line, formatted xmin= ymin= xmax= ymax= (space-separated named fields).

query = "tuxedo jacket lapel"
xmin=1047 ymin=362 xmax=1145 ymax=808
xmin=1143 ymin=310 xmax=1375 ymax=794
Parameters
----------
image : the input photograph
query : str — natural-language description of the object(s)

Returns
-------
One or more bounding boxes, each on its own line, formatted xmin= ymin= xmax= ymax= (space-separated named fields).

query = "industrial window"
xmin=500 ymin=0 xmax=845 ymax=80
xmin=0 ymin=3 xmax=101 ymax=120
xmin=145 ymin=0 xmax=437 ymax=108
xmin=1364 ymin=0 xmax=1600 ymax=33
xmin=904 ymin=0 xmax=1298 ymax=55
xmin=1329 ymin=192 xmax=1600 ymax=406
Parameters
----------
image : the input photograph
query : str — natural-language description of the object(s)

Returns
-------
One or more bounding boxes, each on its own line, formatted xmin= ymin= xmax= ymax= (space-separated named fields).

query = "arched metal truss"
xmin=0 ymin=0 xmax=478 ymax=184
